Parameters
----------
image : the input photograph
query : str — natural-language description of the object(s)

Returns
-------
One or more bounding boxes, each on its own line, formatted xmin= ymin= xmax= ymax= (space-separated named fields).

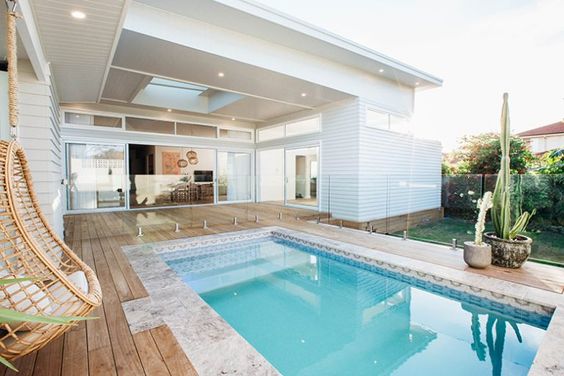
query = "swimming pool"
xmin=162 ymin=235 xmax=550 ymax=376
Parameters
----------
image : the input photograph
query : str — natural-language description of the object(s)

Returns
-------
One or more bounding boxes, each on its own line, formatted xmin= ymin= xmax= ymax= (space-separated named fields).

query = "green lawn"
xmin=395 ymin=217 xmax=564 ymax=265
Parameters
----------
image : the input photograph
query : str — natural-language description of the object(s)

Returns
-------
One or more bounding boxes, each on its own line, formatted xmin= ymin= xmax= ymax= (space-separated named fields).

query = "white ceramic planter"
xmin=463 ymin=241 xmax=492 ymax=269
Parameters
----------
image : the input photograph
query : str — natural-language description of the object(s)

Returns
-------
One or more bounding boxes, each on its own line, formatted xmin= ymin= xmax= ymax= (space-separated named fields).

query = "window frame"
xmin=256 ymin=114 xmax=321 ymax=143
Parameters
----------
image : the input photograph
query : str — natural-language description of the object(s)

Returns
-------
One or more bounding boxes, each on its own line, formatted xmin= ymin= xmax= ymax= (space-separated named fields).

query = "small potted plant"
xmin=464 ymin=191 xmax=493 ymax=269
xmin=484 ymin=93 xmax=535 ymax=268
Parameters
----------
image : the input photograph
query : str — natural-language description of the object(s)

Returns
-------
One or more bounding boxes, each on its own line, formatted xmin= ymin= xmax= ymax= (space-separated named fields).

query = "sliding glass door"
xmin=217 ymin=152 xmax=251 ymax=202
xmin=67 ymin=143 xmax=126 ymax=210
xmin=285 ymin=146 xmax=319 ymax=207
xmin=129 ymin=144 xmax=216 ymax=208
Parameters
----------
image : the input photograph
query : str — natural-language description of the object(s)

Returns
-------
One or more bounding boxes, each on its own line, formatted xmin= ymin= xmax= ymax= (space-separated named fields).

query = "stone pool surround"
xmin=122 ymin=227 xmax=564 ymax=376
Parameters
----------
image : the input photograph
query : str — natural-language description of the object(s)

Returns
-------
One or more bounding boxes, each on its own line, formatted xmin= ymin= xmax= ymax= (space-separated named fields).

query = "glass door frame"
xmin=64 ymin=140 xmax=129 ymax=214
xmin=284 ymin=143 xmax=320 ymax=210
xmin=255 ymin=142 xmax=321 ymax=210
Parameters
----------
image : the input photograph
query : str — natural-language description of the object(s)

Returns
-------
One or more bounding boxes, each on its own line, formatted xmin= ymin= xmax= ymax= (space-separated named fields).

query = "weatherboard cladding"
xmin=17 ymin=61 xmax=64 ymax=237
xmin=257 ymin=98 xmax=361 ymax=220
xmin=356 ymin=98 xmax=441 ymax=222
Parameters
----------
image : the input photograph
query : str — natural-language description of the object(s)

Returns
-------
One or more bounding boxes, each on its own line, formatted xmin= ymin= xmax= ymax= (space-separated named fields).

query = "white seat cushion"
xmin=48 ymin=271 xmax=88 ymax=303
xmin=48 ymin=271 xmax=89 ymax=316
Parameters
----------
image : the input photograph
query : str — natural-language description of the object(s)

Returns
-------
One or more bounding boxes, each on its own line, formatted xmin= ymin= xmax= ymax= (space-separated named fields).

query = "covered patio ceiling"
xmin=25 ymin=0 xmax=441 ymax=123
xmin=102 ymin=29 xmax=352 ymax=122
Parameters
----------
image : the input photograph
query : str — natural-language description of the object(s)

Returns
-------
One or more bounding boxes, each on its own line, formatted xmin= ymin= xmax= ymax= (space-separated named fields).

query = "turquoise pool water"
xmin=163 ymin=237 xmax=549 ymax=376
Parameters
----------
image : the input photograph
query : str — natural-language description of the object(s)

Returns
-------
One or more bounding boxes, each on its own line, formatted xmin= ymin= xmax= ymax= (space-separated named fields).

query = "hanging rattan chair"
xmin=0 ymin=2 xmax=101 ymax=361
xmin=0 ymin=140 xmax=102 ymax=360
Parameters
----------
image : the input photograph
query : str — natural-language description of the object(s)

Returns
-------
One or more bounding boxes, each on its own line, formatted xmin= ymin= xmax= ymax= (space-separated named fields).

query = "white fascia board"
xmin=125 ymin=2 xmax=414 ymax=115
xmin=16 ymin=0 xmax=50 ymax=82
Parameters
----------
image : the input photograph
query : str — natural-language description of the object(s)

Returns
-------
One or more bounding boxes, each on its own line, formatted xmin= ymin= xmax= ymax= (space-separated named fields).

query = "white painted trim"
xmin=16 ymin=0 xmax=51 ymax=82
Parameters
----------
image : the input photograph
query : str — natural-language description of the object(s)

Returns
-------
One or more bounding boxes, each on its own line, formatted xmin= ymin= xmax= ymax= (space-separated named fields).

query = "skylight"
xmin=149 ymin=78 xmax=208 ymax=92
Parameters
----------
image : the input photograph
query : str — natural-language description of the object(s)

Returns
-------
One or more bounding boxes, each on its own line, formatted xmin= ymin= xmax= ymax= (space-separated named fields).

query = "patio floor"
xmin=1 ymin=203 xmax=562 ymax=376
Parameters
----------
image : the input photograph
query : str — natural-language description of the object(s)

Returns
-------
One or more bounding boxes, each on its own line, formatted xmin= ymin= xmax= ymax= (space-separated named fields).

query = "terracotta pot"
xmin=463 ymin=241 xmax=491 ymax=269
xmin=484 ymin=232 xmax=532 ymax=269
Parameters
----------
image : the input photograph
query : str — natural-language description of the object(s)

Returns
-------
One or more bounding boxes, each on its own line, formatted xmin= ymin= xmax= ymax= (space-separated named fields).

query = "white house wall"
xmin=17 ymin=60 xmax=64 ymax=236
xmin=357 ymin=99 xmax=442 ymax=223
xmin=257 ymin=99 xmax=362 ymax=221
xmin=525 ymin=134 xmax=564 ymax=154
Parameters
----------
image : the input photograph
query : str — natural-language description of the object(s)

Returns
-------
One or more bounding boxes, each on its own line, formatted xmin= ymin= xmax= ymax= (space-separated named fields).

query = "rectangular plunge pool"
xmin=162 ymin=236 xmax=550 ymax=376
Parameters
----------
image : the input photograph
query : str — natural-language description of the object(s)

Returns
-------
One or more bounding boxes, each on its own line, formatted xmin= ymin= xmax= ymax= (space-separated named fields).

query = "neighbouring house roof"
xmin=518 ymin=121 xmax=564 ymax=137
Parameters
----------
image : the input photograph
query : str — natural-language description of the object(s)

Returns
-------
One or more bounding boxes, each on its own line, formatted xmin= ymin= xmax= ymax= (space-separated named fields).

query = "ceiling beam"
xmin=96 ymin=0 xmax=131 ymax=102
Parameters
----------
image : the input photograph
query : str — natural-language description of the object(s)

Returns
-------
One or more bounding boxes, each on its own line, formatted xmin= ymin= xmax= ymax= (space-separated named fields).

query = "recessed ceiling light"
xmin=231 ymin=117 xmax=236 ymax=121
xmin=378 ymin=68 xmax=384 ymax=73
xmin=415 ymin=81 xmax=420 ymax=86
xmin=167 ymin=108 xmax=172 ymax=112
xmin=218 ymin=72 xmax=225 ymax=77
xmin=71 ymin=10 xmax=86 ymax=19
xmin=301 ymin=93 xmax=307 ymax=97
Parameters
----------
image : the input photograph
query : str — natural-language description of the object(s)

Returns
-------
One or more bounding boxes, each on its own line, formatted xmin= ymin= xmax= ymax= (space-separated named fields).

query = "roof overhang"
xmin=23 ymin=0 xmax=442 ymax=122
xmin=135 ymin=0 xmax=442 ymax=88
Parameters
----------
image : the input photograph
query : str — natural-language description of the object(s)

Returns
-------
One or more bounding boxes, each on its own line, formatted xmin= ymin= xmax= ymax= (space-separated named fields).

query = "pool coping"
xmin=121 ymin=226 xmax=564 ymax=376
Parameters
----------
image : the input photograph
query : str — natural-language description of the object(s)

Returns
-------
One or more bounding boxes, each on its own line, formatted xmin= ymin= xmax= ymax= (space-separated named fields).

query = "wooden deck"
xmin=1 ymin=204 xmax=562 ymax=375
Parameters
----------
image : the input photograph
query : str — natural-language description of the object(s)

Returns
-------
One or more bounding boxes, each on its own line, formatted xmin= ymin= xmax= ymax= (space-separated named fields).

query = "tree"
xmin=454 ymin=133 xmax=535 ymax=174
xmin=536 ymin=149 xmax=564 ymax=174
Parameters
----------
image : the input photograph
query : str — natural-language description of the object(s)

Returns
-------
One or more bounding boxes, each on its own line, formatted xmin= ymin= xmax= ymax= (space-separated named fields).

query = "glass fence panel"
xmin=68 ymin=143 xmax=126 ymax=210
xmin=322 ymin=173 xmax=561 ymax=266
xmin=402 ymin=174 xmax=563 ymax=265
xmin=403 ymin=174 xmax=484 ymax=245
xmin=72 ymin=169 xmax=562 ymax=267
xmin=129 ymin=175 xmax=214 ymax=208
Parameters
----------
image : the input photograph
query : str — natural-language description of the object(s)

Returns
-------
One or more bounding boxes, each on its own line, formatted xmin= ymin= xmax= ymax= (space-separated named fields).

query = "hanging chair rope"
xmin=0 ymin=0 xmax=102 ymax=361
xmin=6 ymin=2 xmax=19 ymax=136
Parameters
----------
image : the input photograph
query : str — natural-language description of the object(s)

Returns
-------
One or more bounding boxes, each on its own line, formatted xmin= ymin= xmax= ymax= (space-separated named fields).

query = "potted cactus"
xmin=464 ymin=191 xmax=493 ymax=268
xmin=484 ymin=93 xmax=535 ymax=268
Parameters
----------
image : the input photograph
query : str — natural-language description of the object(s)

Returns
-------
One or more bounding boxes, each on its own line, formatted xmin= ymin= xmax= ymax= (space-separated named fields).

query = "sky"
xmin=256 ymin=0 xmax=564 ymax=151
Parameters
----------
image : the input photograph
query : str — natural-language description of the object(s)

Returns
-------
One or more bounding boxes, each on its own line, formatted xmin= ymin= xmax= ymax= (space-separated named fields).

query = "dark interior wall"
xmin=129 ymin=144 xmax=155 ymax=175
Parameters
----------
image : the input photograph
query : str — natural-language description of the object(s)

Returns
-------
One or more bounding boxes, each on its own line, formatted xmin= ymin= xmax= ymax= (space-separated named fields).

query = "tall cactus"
xmin=491 ymin=93 xmax=534 ymax=240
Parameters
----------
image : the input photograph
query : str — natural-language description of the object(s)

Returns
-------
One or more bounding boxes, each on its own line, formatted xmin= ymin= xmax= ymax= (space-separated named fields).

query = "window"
xmin=258 ymin=125 xmax=284 ymax=142
xmin=176 ymin=123 xmax=217 ymax=138
xmin=125 ymin=117 xmax=175 ymax=135
xmin=366 ymin=109 xmax=389 ymax=130
xmin=389 ymin=115 xmax=411 ymax=134
xmin=366 ymin=109 xmax=411 ymax=134
xmin=65 ymin=112 xmax=122 ymax=128
xmin=257 ymin=116 xmax=321 ymax=142
xmin=285 ymin=117 xmax=320 ymax=137
xmin=219 ymin=129 xmax=252 ymax=140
